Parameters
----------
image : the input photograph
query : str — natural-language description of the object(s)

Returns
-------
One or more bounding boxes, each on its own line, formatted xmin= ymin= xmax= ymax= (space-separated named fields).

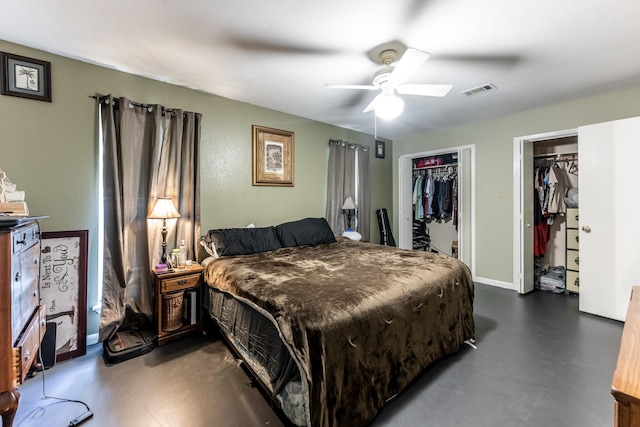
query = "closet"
xmin=532 ymin=137 xmax=579 ymax=294
xmin=411 ymin=152 xmax=458 ymax=256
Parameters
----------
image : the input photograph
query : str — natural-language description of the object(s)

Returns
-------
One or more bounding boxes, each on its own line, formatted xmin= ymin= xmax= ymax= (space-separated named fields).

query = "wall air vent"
xmin=461 ymin=83 xmax=497 ymax=97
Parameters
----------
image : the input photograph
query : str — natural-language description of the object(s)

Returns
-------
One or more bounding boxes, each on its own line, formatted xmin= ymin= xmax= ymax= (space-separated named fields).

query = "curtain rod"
xmin=89 ymin=95 xmax=189 ymax=116
xmin=328 ymin=139 xmax=369 ymax=151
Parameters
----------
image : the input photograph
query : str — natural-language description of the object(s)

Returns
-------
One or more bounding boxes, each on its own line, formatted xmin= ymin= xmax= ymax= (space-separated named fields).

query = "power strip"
xmin=69 ymin=411 xmax=93 ymax=426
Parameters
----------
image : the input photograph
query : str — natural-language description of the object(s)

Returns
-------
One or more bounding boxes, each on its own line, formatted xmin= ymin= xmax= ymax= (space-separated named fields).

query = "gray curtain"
xmin=98 ymin=95 xmax=201 ymax=341
xmin=325 ymin=139 xmax=370 ymax=241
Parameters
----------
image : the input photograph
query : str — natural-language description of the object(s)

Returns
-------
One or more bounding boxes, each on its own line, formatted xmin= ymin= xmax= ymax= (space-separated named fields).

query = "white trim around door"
xmin=512 ymin=128 xmax=577 ymax=294
xmin=399 ymin=145 xmax=476 ymax=278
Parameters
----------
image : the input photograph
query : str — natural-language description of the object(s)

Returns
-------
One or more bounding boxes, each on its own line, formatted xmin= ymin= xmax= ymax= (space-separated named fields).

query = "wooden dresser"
xmin=0 ymin=220 xmax=46 ymax=427
xmin=612 ymin=286 xmax=640 ymax=426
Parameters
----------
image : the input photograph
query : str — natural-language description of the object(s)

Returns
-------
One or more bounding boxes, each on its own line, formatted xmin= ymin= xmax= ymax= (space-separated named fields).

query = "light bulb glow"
xmin=375 ymin=94 xmax=404 ymax=120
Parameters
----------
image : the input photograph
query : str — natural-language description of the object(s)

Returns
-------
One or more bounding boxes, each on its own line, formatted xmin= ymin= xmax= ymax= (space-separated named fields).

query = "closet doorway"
xmin=398 ymin=145 xmax=475 ymax=276
xmin=513 ymin=129 xmax=577 ymax=295
xmin=514 ymin=116 xmax=640 ymax=321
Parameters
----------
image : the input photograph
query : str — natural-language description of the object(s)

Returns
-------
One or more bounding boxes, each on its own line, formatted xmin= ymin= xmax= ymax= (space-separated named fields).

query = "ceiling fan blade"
xmin=397 ymin=84 xmax=453 ymax=97
xmin=362 ymin=94 xmax=383 ymax=113
xmin=389 ymin=48 xmax=430 ymax=86
xmin=324 ymin=84 xmax=378 ymax=90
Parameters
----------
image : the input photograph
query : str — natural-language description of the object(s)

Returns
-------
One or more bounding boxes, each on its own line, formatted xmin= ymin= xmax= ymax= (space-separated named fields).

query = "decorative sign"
xmin=40 ymin=230 xmax=88 ymax=362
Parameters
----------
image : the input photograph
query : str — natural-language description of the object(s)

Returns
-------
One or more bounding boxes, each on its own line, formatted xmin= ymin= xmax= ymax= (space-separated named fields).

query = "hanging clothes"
xmin=547 ymin=165 xmax=568 ymax=215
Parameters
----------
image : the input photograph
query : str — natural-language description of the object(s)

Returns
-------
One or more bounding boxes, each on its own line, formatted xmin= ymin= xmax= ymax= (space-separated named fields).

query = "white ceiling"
xmin=2 ymin=0 xmax=640 ymax=139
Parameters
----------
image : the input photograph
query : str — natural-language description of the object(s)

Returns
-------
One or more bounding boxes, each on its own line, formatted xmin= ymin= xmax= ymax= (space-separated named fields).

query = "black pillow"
xmin=206 ymin=227 xmax=282 ymax=256
xmin=275 ymin=218 xmax=336 ymax=247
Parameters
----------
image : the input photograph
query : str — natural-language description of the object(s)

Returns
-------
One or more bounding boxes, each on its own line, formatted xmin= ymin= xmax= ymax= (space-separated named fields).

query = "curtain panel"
xmin=325 ymin=140 xmax=370 ymax=241
xmin=98 ymin=95 xmax=201 ymax=341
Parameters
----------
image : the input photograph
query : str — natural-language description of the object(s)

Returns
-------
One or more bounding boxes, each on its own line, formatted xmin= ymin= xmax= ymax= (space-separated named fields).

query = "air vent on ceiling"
xmin=461 ymin=83 xmax=497 ymax=97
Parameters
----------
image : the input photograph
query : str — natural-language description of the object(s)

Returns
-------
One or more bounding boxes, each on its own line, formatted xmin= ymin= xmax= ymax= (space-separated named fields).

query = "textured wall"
xmin=393 ymin=85 xmax=640 ymax=283
xmin=0 ymin=39 xmax=392 ymax=337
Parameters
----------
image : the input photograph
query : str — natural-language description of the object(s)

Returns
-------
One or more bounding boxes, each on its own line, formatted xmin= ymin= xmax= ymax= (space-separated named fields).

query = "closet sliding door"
xmin=578 ymin=116 xmax=640 ymax=321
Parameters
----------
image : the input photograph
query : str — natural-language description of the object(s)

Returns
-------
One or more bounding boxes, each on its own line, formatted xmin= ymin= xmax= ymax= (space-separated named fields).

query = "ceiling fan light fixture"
xmin=375 ymin=93 xmax=404 ymax=120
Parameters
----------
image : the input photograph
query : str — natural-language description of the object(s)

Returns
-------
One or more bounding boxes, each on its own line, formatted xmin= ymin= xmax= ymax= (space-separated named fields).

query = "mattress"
xmin=203 ymin=238 xmax=474 ymax=427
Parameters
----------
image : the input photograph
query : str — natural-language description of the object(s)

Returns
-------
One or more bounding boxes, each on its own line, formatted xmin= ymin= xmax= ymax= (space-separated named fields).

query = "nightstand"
xmin=152 ymin=264 xmax=204 ymax=346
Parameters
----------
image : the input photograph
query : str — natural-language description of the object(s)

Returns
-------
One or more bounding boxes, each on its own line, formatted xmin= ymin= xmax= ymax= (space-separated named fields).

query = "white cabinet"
xmin=566 ymin=208 xmax=579 ymax=293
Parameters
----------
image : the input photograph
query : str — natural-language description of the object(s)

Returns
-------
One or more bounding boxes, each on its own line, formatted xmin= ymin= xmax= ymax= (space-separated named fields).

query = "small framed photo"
xmin=375 ymin=140 xmax=385 ymax=159
xmin=1 ymin=52 xmax=52 ymax=102
xmin=252 ymin=125 xmax=295 ymax=186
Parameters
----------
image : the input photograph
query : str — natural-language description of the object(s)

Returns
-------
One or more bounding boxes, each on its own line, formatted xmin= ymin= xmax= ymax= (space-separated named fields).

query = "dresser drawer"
xmin=566 ymin=208 xmax=579 ymax=229
xmin=567 ymin=229 xmax=579 ymax=250
xmin=13 ymin=304 xmax=46 ymax=386
xmin=566 ymin=270 xmax=579 ymax=294
xmin=161 ymin=273 xmax=201 ymax=293
xmin=566 ymin=249 xmax=579 ymax=271
xmin=12 ymin=222 xmax=39 ymax=255
xmin=11 ymin=242 xmax=40 ymax=344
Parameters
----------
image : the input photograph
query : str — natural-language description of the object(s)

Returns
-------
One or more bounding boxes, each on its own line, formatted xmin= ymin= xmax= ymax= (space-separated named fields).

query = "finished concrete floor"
xmin=13 ymin=284 xmax=623 ymax=427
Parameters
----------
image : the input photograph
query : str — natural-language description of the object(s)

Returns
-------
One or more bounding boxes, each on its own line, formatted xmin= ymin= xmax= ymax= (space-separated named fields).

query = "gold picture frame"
xmin=252 ymin=125 xmax=295 ymax=186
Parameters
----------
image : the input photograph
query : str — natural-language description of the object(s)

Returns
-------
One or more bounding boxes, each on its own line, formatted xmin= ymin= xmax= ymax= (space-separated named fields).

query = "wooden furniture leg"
xmin=0 ymin=389 xmax=19 ymax=427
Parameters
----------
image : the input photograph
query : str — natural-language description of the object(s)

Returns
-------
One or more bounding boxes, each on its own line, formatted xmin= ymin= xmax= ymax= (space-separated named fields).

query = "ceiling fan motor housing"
xmin=373 ymin=66 xmax=394 ymax=87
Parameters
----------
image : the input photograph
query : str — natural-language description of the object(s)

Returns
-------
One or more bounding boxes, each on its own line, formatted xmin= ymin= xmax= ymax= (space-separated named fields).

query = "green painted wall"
xmin=393 ymin=84 xmax=640 ymax=284
xmin=0 ymin=40 xmax=393 ymax=338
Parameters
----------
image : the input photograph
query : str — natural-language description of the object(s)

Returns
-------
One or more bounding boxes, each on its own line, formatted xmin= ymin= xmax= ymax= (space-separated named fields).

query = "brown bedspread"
xmin=204 ymin=238 xmax=474 ymax=427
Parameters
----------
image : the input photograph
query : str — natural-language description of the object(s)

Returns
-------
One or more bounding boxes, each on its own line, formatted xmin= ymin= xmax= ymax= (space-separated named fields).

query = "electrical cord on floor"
xmin=35 ymin=319 xmax=94 ymax=426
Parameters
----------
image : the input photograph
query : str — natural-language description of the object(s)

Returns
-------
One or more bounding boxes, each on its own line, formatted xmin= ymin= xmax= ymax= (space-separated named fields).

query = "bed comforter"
xmin=204 ymin=238 xmax=474 ymax=427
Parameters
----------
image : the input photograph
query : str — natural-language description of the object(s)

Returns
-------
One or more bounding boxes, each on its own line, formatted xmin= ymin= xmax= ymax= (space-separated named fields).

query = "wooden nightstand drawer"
xmin=13 ymin=304 xmax=46 ymax=386
xmin=161 ymin=273 xmax=201 ymax=293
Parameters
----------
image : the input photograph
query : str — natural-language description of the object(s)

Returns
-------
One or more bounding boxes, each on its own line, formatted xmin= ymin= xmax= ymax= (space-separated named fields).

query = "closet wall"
xmin=412 ymin=152 xmax=458 ymax=255
xmin=533 ymin=136 xmax=578 ymax=292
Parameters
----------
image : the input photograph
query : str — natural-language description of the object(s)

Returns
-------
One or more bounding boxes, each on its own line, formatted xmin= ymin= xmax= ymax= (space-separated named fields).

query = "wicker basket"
xmin=162 ymin=291 xmax=184 ymax=332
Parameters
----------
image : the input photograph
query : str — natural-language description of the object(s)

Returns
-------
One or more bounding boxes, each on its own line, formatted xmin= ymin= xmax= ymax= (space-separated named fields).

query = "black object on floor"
xmin=377 ymin=208 xmax=396 ymax=246
xmin=103 ymin=329 xmax=156 ymax=364
xmin=41 ymin=321 xmax=57 ymax=369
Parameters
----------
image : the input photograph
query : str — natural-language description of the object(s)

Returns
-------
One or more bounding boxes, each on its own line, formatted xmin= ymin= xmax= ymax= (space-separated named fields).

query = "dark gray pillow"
xmin=206 ymin=227 xmax=282 ymax=256
xmin=275 ymin=218 xmax=336 ymax=247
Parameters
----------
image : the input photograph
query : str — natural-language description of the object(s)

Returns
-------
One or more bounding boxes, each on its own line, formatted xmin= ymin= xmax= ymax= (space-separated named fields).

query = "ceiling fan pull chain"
xmin=374 ymin=113 xmax=377 ymax=139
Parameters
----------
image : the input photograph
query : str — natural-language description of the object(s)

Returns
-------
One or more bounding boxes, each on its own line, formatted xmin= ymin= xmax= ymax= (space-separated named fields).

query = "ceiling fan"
xmin=325 ymin=48 xmax=452 ymax=120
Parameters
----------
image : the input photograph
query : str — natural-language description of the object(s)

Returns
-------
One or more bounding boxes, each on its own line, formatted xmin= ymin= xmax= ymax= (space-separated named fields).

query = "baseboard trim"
xmin=474 ymin=276 xmax=516 ymax=291
xmin=87 ymin=333 xmax=99 ymax=346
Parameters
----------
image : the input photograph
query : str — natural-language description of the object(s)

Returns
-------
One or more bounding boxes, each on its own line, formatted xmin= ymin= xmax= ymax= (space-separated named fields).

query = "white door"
xmin=579 ymin=116 xmax=640 ymax=321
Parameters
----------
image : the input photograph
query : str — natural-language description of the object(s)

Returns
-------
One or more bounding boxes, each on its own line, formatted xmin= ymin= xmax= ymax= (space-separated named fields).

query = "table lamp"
xmin=341 ymin=196 xmax=362 ymax=241
xmin=148 ymin=197 xmax=181 ymax=264
xmin=342 ymin=197 xmax=356 ymax=230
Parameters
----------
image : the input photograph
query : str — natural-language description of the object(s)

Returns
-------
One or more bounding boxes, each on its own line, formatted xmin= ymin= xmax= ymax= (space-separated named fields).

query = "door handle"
xmin=582 ymin=225 xmax=591 ymax=233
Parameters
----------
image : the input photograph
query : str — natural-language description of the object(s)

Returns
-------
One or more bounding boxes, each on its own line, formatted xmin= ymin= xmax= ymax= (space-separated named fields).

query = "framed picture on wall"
xmin=40 ymin=230 xmax=88 ymax=362
xmin=375 ymin=140 xmax=385 ymax=159
xmin=1 ymin=52 xmax=52 ymax=102
xmin=252 ymin=125 xmax=295 ymax=186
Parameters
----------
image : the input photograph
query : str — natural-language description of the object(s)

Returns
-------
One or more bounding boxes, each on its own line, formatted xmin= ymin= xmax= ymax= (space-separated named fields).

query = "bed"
xmin=201 ymin=218 xmax=474 ymax=427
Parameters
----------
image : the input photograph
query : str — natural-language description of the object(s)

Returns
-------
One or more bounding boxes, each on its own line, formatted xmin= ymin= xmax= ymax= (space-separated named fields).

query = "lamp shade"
xmin=342 ymin=196 xmax=356 ymax=210
xmin=148 ymin=197 xmax=181 ymax=219
xmin=375 ymin=93 xmax=404 ymax=120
